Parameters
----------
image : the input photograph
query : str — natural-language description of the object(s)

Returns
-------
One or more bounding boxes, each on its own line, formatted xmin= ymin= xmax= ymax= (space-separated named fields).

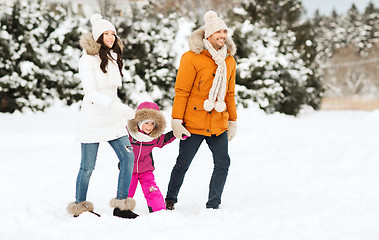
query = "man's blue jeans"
xmin=166 ymin=131 xmax=230 ymax=208
xmin=75 ymin=136 xmax=134 ymax=202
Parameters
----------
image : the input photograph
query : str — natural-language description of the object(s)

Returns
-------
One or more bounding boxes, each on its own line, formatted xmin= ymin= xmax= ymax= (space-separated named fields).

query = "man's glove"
xmin=171 ymin=119 xmax=191 ymax=140
xmin=110 ymin=100 xmax=135 ymax=120
xmin=227 ymin=121 xmax=237 ymax=141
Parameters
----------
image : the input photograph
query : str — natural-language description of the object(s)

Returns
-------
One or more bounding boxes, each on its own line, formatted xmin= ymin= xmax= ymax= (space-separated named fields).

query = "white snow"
xmin=1 ymin=104 xmax=378 ymax=239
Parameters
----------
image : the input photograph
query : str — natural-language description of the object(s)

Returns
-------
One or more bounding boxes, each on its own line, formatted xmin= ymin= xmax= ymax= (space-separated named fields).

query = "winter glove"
xmin=110 ymin=100 xmax=135 ymax=120
xmin=171 ymin=119 xmax=191 ymax=140
xmin=227 ymin=121 xmax=237 ymax=141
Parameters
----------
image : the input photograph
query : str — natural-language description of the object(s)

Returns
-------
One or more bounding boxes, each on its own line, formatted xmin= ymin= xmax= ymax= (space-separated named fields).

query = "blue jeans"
xmin=166 ymin=131 xmax=230 ymax=208
xmin=75 ymin=136 xmax=134 ymax=202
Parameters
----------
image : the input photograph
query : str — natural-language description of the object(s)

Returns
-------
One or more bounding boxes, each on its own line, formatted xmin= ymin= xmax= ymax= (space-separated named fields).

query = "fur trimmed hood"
xmin=127 ymin=108 xmax=166 ymax=140
xmin=189 ymin=27 xmax=236 ymax=56
xmin=79 ymin=32 xmax=124 ymax=55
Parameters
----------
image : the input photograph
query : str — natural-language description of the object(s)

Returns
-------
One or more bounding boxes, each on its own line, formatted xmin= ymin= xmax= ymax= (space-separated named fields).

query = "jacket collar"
xmin=188 ymin=27 xmax=236 ymax=56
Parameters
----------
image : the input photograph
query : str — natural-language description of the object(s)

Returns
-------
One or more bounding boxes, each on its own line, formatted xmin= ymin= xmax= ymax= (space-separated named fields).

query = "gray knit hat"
xmin=203 ymin=10 xmax=228 ymax=38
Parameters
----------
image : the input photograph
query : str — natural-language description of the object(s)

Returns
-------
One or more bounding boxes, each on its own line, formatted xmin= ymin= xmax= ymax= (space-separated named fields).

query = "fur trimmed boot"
xmin=67 ymin=201 xmax=99 ymax=217
xmin=110 ymin=198 xmax=139 ymax=219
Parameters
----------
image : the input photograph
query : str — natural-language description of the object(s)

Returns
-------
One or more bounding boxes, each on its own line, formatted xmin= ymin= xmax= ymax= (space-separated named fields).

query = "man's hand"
xmin=171 ymin=119 xmax=191 ymax=140
xmin=227 ymin=121 xmax=237 ymax=141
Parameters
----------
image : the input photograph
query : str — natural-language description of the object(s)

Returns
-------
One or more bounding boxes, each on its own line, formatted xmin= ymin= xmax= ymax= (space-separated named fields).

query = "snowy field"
xmin=1 ymin=105 xmax=379 ymax=240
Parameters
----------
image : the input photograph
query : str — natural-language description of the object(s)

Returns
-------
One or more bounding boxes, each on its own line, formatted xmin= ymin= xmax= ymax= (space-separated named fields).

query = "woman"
xmin=67 ymin=13 xmax=138 ymax=219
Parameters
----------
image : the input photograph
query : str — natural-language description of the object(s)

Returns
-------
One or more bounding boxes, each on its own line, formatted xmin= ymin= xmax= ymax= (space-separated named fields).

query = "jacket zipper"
xmin=136 ymin=142 xmax=142 ymax=173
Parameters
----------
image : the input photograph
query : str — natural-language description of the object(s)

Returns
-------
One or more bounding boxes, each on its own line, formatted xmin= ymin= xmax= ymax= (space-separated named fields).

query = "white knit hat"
xmin=90 ymin=13 xmax=116 ymax=41
xmin=203 ymin=10 xmax=228 ymax=38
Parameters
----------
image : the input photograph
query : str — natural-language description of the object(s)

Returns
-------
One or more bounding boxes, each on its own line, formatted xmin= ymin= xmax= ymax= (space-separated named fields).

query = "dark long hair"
xmin=96 ymin=33 xmax=124 ymax=77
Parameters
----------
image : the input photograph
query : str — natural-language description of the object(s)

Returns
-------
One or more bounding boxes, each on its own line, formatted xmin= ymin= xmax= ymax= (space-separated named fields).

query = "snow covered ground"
xmin=1 ymin=105 xmax=379 ymax=240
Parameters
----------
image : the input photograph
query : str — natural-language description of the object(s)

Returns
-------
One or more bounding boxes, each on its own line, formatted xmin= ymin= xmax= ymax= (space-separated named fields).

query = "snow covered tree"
xmin=42 ymin=7 xmax=85 ymax=106
xmin=312 ymin=2 xmax=379 ymax=99
xmin=0 ymin=0 xmax=58 ymax=112
xmin=236 ymin=0 xmax=304 ymax=30
xmin=0 ymin=0 xmax=84 ymax=113
xmin=229 ymin=0 xmax=323 ymax=115
xmin=233 ymin=19 xmax=311 ymax=115
xmin=314 ymin=3 xmax=379 ymax=61
xmin=363 ymin=3 xmax=379 ymax=47
xmin=113 ymin=4 xmax=180 ymax=109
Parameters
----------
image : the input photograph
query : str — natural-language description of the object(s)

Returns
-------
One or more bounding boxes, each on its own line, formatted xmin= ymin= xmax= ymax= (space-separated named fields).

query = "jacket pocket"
xmin=220 ymin=110 xmax=229 ymax=129
xmin=184 ymin=101 xmax=207 ymax=130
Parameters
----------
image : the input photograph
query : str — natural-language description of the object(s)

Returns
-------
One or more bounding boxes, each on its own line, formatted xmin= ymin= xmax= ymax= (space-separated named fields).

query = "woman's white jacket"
xmin=76 ymin=33 xmax=130 ymax=143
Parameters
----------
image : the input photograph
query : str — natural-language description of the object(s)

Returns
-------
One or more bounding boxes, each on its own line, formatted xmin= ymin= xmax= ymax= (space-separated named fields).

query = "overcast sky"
xmin=302 ymin=0 xmax=379 ymax=17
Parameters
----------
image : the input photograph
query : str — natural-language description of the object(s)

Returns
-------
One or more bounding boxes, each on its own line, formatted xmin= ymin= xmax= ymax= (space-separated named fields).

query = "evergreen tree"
xmin=0 ymin=28 xmax=20 ymax=113
xmin=0 ymin=0 xmax=57 ymax=112
xmin=314 ymin=2 xmax=379 ymax=60
xmin=234 ymin=20 xmax=311 ymax=115
xmin=42 ymin=6 xmax=84 ymax=106
xmin=229 ymin=0 xmax=322 ymax=115
xmin=0 ymin=0 xmax=84 ymax=113
xmin=363 ymin=2 xmax=379 ymax=46
xmin=312 ymin=2 xmax=379 ymax=98
xmin=237 ymin=0 xmax=304 ymax=29
xmin=114 ymin=4 xmax=179 ymax=109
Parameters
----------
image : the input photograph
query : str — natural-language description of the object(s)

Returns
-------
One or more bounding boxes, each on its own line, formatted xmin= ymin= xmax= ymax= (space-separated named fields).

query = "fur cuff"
xmin=109 ymin=198 xmax=136 ymax=211
xmin=67 ymin=201 xmax=94 ymax=216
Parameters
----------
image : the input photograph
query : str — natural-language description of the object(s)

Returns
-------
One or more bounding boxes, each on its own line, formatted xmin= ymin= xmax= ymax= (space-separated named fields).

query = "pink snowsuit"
xmin=126 ymin=102 xmax=176 ymax=212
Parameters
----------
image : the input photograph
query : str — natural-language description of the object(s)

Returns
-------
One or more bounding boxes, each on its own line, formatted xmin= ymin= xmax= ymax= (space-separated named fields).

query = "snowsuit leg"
xmin=139 ymin=171 xmax=165 ymax=212
xmin=128 ymin=173 xmax=139 ymax=198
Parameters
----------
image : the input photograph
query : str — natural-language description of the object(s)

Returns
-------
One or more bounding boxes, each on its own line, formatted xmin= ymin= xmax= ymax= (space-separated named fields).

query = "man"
xmin=166 ymin=10 xmax=237 ymax=210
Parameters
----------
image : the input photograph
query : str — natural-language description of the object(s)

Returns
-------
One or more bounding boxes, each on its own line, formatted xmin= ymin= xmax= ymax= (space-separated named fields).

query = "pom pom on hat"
xmin=204 ymin=10 xmax=217 ymax=23
xmin=90 ymin=13 xmax=102 ymax=25
xmin=90 ymin=13 xmax=116 ymax=41
xmin=203 ymin=10 xmax=228 ymax=38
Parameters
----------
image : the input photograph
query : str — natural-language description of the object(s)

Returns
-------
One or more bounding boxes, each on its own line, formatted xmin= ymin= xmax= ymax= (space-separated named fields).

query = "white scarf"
xmin=202 ymin=39 xmax=227 ymax=112
xmin=129 ymin=130 xmax=154 ymax=143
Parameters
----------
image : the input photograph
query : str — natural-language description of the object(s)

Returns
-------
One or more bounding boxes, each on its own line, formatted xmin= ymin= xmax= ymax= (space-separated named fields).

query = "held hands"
xmin=110 ymin=101 xmax=135 ymax=120
xmin=171 ymin=119 xmax=191 ymax=140
xmin=227 ymin=121 xmax=237 ymax=141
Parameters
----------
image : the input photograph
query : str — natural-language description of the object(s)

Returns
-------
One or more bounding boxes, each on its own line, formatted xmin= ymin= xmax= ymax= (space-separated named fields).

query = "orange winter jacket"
xmin=172 ymin=28 xmax=237 ymax=137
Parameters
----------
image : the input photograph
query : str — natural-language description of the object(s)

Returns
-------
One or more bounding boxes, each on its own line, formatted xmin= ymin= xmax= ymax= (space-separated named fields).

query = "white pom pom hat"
xmin=90 ymin=13 xmax=116 ymax=41
xmin=203 ymin=10 xmax=228 ymax=38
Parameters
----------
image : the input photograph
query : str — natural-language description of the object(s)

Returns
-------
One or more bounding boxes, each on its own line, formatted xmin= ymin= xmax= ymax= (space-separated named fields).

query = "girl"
xmin=126 ymin=102 xmax=176 ymax=212
xmin=67 ymin=13 xmax=138 ymax=219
